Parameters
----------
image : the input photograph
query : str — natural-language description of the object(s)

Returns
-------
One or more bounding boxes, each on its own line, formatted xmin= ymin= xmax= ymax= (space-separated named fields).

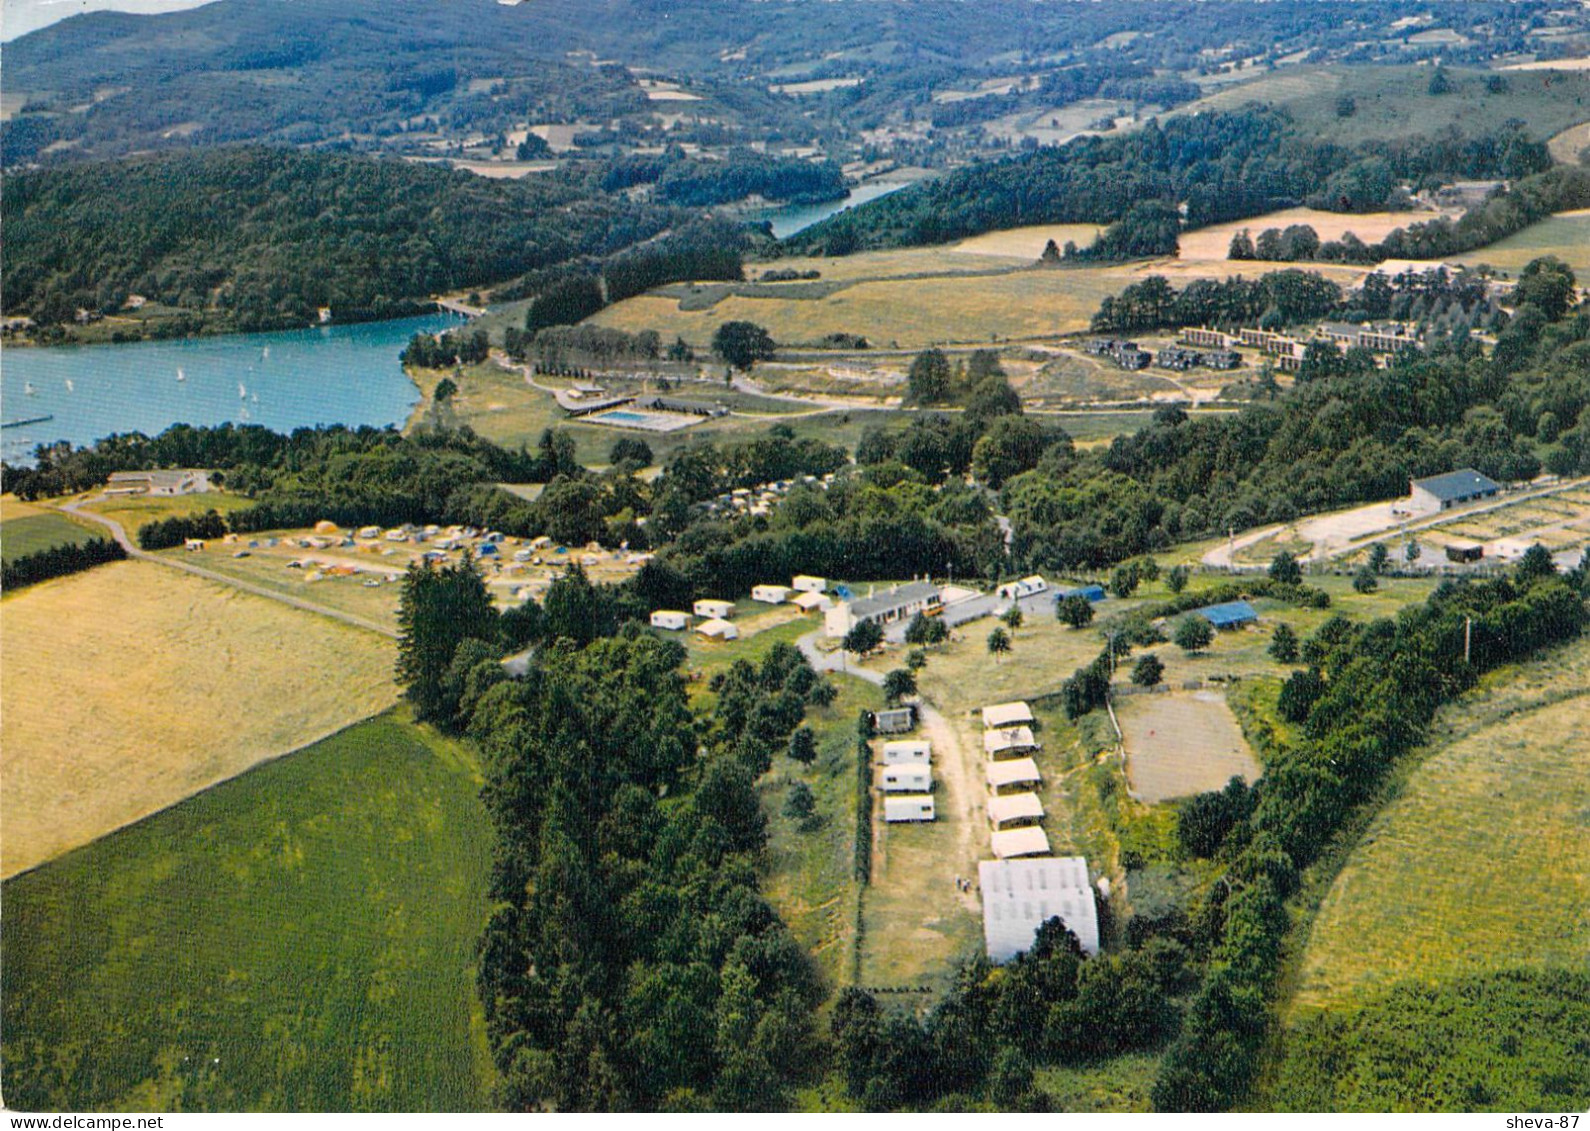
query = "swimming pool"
xmin=586 ymin=407 xmax=703 ymax=432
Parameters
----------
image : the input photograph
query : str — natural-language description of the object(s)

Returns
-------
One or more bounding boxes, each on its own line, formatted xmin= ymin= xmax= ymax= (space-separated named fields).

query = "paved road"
xmin=797 ymin=629 xmax=884 ymax=684
xmin=62 ymin=497 xmax=399 ymax=639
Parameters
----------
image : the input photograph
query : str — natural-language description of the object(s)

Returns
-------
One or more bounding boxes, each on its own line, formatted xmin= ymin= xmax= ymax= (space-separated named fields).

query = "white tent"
xmin=982 ymin=701 xmax=1034 ymax=729
xmin=881 ymin=764 xmax=933 ymax=792
xmin=693 ymin=598 xmax=735 ymax=619
xmin=882 ymin=740 xmax=931 ymax=765
xmin=751 ymin=584 xmax=793 ymax=604
xmin=988 ymin=792 xmax=1043 ymax=827
xmin=984 ymin=726 xmax=1038 ymax=757
xmin=986 ymin=758 xmax=1041 ymax=791
xmin=649 ymin=610 xmax=689 ymax=631
xmin=695 ymin=617 xmax=740 ymax=640
xmin=990 ymin=826 xmax=1051 ymax=859
xmin=979 ymin=856 xmax=1099 ymax=959
xmin=884 ymin=795 xmax=936 ymax=822
xmin=791 ymin=590 xmax=830 ymax=612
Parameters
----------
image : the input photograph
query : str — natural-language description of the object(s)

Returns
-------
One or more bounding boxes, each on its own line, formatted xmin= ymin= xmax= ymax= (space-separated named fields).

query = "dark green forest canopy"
xmin=1 ymin=147 xmax=675 ymax=330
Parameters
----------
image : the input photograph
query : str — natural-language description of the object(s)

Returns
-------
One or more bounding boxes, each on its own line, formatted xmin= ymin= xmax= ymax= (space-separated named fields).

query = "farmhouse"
xmin=1197 ymin=600 xmax=1258 ymax=630
xmin=791 ymin=590 xmax=831 ymax=612
xmin=987 ymin=791 xmax=1043 ymax=828
xmin=981 ymin=701 xmax=1034 ymax=729
xmin=881 ymin=764 xmax=933 ymax=792
xmin=824 ymin=580 xmax=942 ymax=638
xmin=882 ymin=739 xmax=932 ymax=765
xmin=751 ymin=584 xmax=793 ymax=604
xmin=873 ymin=706 xmax=916 ymax=734
xmin=986 ymin=757 xmax=1042 ymax=792
xmin=792 ymin=574 xmax=828 ymax=593
xmin=695 ymin=617 xmax=740 ymax=641
xmin=105 ymin=469 xmax=210 ymax=497
xmin=996 ymin=575 xmax=1048 ymax=600
xmin=984 ymin=726 xmax=1039 ymax=757
xmin=990 ymin=826 xmax=1052 ymax=859
xmin=649 ymin=610 xmax=689 ymax=630
xmin=693 ymin=598 xmax=736 ymax=619
xmin=979 ymin=856 xmax=1100 ymax=960
xmin=1408 ymin=469 xmax=1501 ymax=515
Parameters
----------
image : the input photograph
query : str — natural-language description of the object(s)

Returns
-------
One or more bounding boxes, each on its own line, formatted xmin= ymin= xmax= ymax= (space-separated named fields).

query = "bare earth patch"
xmin=1116 ymin=690 xmax=1260 ymax=803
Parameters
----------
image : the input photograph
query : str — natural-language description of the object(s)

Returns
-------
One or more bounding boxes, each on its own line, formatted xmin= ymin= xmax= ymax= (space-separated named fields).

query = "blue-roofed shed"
xmin=1198 ymin=600 xmax=1258 ymax=629
xmin=1059 ymin=584 xmax=1107 ymax=602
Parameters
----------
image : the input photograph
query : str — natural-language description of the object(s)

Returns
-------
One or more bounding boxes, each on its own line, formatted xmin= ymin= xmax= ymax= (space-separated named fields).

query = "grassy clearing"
xmin=1547 ymin=119 xmax=1590 ymax=164
xmin=1035 ymin=1051 xmax=1162 ymax=1113
xmin=1181 ymin=64 xmax=1590 ymax=143
xmin=79 ymin=490 xmax=257 ymax=527
xmin=1 ymin=711 xmax=497 ymax=1112
xmin=0 ymin=560 xmax=397 ymax=877
xmin=1177 ymin=207 xmax=1454 ymax=263
xmin=1453 ymin=208 xmax=1590 ymax=278
xmin=0 ymin=511 xmax=99 ymax=563
xmin=947 ymin=224 xmax=1104 ymax=259
xmin=759 ymin=674 xmax=883 ymax=991
xmin=1286 ymin=634 xmax=1590 ymax=1013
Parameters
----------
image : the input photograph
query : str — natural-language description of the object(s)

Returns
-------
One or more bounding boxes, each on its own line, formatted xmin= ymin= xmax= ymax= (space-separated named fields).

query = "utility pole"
xmin=1464 ymin=615 xmax=1472 ymax=665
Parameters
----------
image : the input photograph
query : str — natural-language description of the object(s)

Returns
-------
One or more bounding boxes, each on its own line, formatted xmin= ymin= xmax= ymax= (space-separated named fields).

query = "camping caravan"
xmin=693 ymin=598 xmax=735 ymax=620
xmin=649 ymin=610 xmax=689 ymax=631
xmin=695 ymin=617 xmax=740 ymax=641
xmin=881 ymin=740 xmax=931 ymax=766
xmin=883 ymin=796 xmax=936 ymax=823
xmin=791 ymin=575 xmax=828 ymax=593
xmin=751 ymin=584 xmax=793 ymax=605
xmin=880 ymin=764 xmax=933 ymax=793
xmin=792 ymin=590 xmax=830 ymax=613
xmin=997 ymin=575 xmax=1048 ymax=601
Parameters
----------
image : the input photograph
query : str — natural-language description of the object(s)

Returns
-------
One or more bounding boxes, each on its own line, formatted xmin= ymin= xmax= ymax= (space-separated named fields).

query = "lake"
xmin=761 ymin=180 xmax=913 ymax=239
xmin=1 ymin=313 xmax=458 ymax=465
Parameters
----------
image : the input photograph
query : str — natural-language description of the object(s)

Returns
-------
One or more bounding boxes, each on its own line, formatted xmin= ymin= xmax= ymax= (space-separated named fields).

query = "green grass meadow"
xmin=1 ymin=711 xmax=498 ymax=1112
xmin=1 ymin=512 xmax=99 ymax=564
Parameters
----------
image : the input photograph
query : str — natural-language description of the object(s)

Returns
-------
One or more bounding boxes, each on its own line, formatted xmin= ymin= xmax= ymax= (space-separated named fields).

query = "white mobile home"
xmin=988 ymin=792 xmax=1043 ymax=828
xmin=882 ymin=740 xmax=932 ymax=766
xmin=695 ymin=617 xmax=740 ymax=641
xmin=872 ymin=706 xmax=916 ymax=734
xmin=996 ymin=575 xmax=1048 ymax=601
xmin=984 ymin=726 xmax=1039 ymax=757
xmin=751 ymin=584 xmax=793 ymax=604
xmin=884 ymin=795 xmax=936 ymax=823
xmin=979 ymin=856 xmax=1099 ymax=960
xmin=693 ymin=598 xmax=735 ymax=619
xmin=649 ymin=610 xmax=689 ymax=631
xmin=986 ymin=757 xmax=1042 ymax=792
xmin=791 ymin=575 xmax=828 ymax=593
xmin=990 ymin=826 xmax=1052 ymax=859
xmin=982 ymin=701 xmax=1034 ymax=729
xmin=881 ymin=764 xmax=933 ymax=792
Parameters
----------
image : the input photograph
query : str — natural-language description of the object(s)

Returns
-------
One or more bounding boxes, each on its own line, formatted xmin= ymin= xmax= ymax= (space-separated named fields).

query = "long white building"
xmin=979 ymin=856 xmax=1099 ymax=960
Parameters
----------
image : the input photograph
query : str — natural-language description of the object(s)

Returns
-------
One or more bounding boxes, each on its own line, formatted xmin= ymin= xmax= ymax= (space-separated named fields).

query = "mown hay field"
xmin=1176 ymin=207 xmax=1455 ymax=263
xmin=1 ymin=711 xmax=497 ymax=1111
xmin=1288 ymin=636 xmax=1590 ymax=1014
xmin=1 ymin=560 xmax=397 ymax=877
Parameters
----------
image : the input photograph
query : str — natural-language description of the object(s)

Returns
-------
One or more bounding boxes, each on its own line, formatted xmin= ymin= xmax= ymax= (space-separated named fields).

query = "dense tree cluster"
xmin=3 ymin=148 xmax=675 ymax=332
xmin=136 ymin=510 xmax=228 ymax=551
xmin=0 ymin=536 xmax=126 ymax=590
xmin=401 ymin=328 xmax=489 ymax=369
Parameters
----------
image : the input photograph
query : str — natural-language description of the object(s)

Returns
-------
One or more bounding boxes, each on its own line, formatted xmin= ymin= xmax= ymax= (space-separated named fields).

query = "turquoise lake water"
xmin=760 ymin=180 xmax=912 ymax=239
xmin=1 ymin=313 xmax=459 ymax=464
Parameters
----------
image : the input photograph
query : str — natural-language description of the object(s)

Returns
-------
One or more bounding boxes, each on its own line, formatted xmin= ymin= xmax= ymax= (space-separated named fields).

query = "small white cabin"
xmin=695 ymin=617 xmax=740 ymax=641
xmin=881 ymin=764 xmax=933 ymax=793
xmin=693 ymin=598 xmax=735 ymax=620
xmin=751 ymin=584 xmax=793 ymax=605
xmin=791 ymin=575 xmax=828 ymax=593
xmin=881 ymin=740 xmax=931 ymax=766
xmin=884 ymin=795 xmax=936 ymax=823
xmin=792 ymin=591 xmax=830 ymax=612
xmin=997 ymin=575 xmax=1048 ymax=601
xmin=650 ymin=610 xmax=689 ymax=631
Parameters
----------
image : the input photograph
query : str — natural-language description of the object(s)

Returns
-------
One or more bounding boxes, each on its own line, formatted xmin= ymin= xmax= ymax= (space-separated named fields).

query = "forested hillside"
xmin=2 ymin=148 xmax=674 ymax=332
